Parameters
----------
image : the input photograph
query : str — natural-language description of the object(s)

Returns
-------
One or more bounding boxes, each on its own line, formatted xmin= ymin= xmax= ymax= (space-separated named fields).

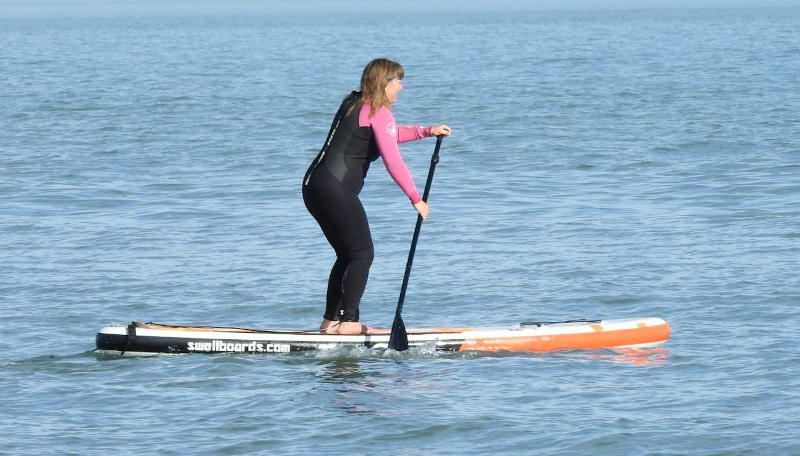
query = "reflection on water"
xmin=314 ymin=355 xmax=460 ymax=417
xmin=582 ymin=348 xmax=670 ymax=366
xmin=320 ymin=358 xmax=369 ymax=383
xmin=317 ymin=358 xmax=381 ymax=415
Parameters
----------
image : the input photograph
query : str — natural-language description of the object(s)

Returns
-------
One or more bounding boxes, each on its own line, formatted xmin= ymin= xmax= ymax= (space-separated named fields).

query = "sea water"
xmin=1 ymin=2 xmax=799 ymax=455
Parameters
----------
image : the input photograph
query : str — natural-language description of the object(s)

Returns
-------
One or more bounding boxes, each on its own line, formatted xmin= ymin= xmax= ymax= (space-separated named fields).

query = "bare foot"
xmin=319 ymin=319 xmax=340 ymax=334
xmin=333 ymin=322 xmax=391 ymax=335
xmin=335 ymin=321 xmax=368 ymax=334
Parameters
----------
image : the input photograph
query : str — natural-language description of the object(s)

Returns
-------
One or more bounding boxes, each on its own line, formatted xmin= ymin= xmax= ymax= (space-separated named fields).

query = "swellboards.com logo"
xmin=187 ymin=340 xmax=290 ymax=353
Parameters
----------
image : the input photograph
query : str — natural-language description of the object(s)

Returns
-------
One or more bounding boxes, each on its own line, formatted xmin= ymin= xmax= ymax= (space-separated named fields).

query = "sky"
xmin=2 ymin=0 xmax=800 ymax=18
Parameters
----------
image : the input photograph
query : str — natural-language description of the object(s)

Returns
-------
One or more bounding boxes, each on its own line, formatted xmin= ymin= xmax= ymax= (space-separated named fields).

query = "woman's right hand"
xmin=413 ymin=200 xmax=429 ymax=220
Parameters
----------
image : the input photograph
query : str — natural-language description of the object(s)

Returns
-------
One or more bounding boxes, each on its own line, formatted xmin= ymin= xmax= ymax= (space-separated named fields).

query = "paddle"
xmin=388 ymin=135 xmax=444 ymax=351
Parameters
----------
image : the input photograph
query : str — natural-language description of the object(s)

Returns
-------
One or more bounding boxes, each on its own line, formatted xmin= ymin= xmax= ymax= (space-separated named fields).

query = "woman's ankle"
xmin=319 ymin=319 xmax=340 ymax=333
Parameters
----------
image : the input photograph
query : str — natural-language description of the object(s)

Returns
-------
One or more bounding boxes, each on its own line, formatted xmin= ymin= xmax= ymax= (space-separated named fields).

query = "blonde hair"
xmin=358 ymin=58 xmax=404 ymax=117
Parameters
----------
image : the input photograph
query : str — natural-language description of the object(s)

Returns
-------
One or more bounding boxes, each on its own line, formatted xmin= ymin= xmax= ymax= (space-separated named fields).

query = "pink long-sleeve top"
xmin=359 ymin=103 xmax=433 ymax=204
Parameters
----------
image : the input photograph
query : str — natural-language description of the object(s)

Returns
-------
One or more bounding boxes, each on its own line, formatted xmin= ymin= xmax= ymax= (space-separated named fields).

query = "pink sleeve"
xmin=396 ymin=125 xmax=433 ymax=143
xmin=368 ymin=107 xmax=422 ymax=204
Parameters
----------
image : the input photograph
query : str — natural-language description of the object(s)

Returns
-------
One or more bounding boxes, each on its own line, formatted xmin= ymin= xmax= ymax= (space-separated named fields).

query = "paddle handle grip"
xmin=420 ymin=135 xmax=443 ymax=203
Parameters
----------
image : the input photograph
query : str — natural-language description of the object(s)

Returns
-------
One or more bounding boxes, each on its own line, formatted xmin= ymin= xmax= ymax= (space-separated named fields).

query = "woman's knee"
xmin=351 ymin=245 xmax=374 ymax=266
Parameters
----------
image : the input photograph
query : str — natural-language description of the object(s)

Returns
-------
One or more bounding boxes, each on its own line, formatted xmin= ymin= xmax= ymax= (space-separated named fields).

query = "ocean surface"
xmin=2 ymin=2 xmax=799 ymax=455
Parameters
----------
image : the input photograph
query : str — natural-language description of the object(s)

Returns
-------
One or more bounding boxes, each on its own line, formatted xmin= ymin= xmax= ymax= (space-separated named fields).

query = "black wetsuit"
xmin=302 ymin=92 xmax=380 ymax=322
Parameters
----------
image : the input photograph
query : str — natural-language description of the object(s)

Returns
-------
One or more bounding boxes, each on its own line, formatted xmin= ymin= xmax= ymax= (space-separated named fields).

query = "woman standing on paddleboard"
xmin=303 ymin=58 xmax=451 ymax=335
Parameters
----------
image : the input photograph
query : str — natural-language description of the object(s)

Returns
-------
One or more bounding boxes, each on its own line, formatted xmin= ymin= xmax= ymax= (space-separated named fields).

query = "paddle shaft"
xmin=389 ymin=136 xmax=443 ymax=351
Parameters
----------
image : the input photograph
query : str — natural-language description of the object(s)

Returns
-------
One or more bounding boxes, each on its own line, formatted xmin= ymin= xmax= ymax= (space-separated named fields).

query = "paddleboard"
xmin=95 ymin=317 xmax=669 ymax=356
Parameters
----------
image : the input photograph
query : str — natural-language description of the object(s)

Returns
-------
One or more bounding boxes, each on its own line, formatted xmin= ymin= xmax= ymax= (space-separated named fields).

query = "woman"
xmin=303 ymin=58 xmax=452 ymax=335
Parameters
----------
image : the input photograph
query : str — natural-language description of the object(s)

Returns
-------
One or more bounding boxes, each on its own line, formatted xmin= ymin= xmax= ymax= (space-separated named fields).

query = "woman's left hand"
xmin=430 ymin=125 xmax=452 ymax=137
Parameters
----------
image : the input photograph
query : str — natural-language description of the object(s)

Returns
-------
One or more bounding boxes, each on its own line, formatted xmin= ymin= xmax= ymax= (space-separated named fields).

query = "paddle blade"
xmin=388 ymin=315 xmax=409 ymax=351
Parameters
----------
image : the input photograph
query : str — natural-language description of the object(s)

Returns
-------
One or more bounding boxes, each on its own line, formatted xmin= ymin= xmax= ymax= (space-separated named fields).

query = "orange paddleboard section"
xmin=459 ymin=321 xmax=670 ymax=352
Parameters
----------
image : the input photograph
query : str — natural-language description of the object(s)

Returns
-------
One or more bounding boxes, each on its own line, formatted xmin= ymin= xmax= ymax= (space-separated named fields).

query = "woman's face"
xmin=385 ymin=78 xmax=403 ymax=104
